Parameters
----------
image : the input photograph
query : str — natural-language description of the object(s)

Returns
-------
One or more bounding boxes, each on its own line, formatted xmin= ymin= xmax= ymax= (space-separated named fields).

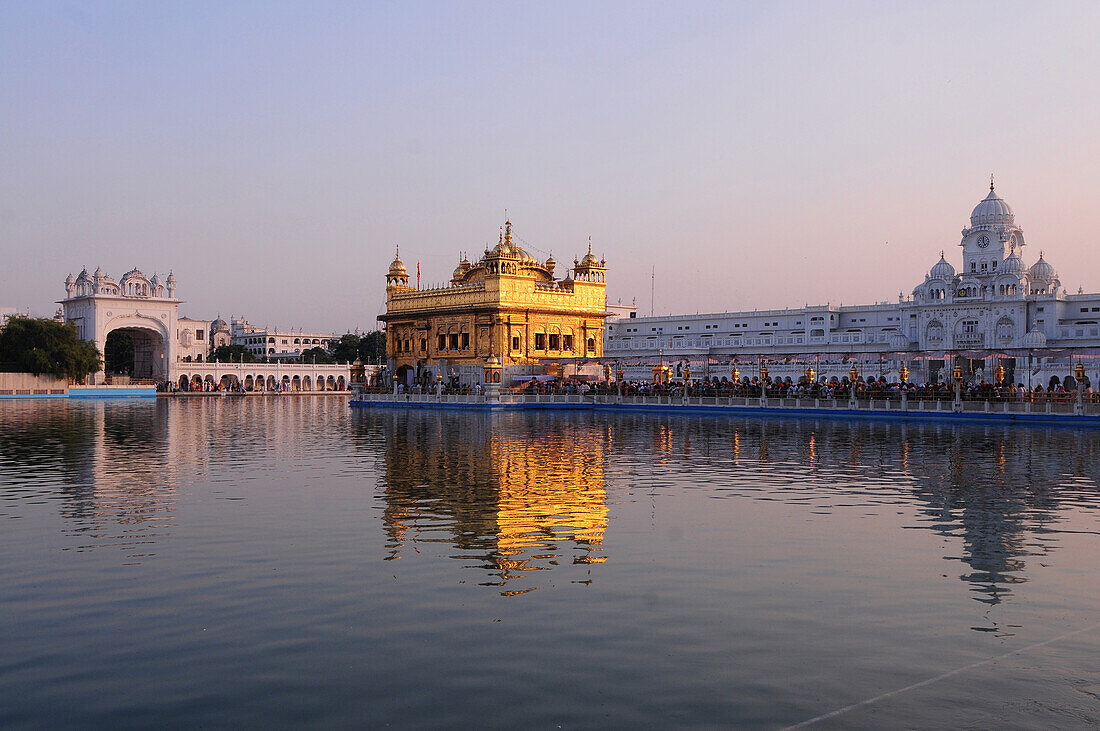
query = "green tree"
xmin=301 ymin=346 xmax=333 ymax=363
xmin=211 ymin=344 xmax=256 ymax=363
xmin=0 ymin=317 xmax=102 ymax=380
xmin=358 ymin=330 xmax=386 ymax=362
xmin=329 ymin=333 xmax=361 ymax=363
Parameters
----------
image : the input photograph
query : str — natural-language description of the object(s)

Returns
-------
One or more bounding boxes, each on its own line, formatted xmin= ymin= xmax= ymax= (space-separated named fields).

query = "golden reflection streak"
xmin=378 ymin=412 xmax=608 ymax=593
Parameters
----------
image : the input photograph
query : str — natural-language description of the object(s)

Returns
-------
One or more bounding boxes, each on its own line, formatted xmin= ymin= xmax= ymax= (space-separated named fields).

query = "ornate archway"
xmin=102 ymin=322 xmax=170 ymax=381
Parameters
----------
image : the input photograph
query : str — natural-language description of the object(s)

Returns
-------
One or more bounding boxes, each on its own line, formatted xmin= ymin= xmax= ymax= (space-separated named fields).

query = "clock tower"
xmin=959 ymin=176 xmax=1025 ymax=280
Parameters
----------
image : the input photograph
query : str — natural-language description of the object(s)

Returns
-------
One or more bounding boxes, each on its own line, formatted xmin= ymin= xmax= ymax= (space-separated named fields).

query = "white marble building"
xmin=176 ymin=317 xmax=213 ymax=362
xmin=60 ymin=269 xmax=350 ymax=388
xmin=605 ymin=182 xmax=1100 ymax=387
xmin=230 ymin=317 xmax=337 ymax=360
xmin=61 ymin=267 xmax=181 ymax=382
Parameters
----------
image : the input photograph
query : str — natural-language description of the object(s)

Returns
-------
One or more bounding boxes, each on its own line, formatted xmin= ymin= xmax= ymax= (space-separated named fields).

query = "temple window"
xmin=420 ymin=338 xmax=426 ymax=351
xmin=438 ymin=334 xmax=446 ymax=350
xmin=587 ymin=337 xmax=596 ymax=352
xmin=563 ymin=334 xmax=573 ymax=351
xmin=461 ymin=333 xmax=470 ymax=349
xmin=535 ymin=333 xmax=546 ymax=350
xmin=549 ymin=333 xmax=560 ymax=350
xmin=511 ymin=336 xmax=520 ymax=351
xmin=448 ymin=333 xmax=459 ymax=349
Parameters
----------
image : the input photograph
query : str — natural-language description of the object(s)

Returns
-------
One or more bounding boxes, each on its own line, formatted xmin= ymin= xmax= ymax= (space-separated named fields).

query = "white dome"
xmin=929 ymin=253 xmax=956 ymax=280
xmin=1022 ymin=329 xmax=1047 ymax=348
xmin=120 ymin=267 xmax=148 ymax=283
xmin=970 ymin=188 xmax=1014 ymax=228
xmin=1002 ymin=252 xmax=1023 ymax=274
xmin=1029 ymin=254 xmax=1055 ymax=282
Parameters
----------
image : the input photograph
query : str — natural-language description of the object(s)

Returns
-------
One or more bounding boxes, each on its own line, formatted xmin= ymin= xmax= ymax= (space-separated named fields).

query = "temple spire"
xmin=990 ymin=173 xmax=995 ymax=191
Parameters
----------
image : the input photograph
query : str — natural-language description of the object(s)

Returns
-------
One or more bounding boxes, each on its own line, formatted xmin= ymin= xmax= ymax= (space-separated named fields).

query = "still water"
xmin=2 ymin=398 xmax=1099 ymax=728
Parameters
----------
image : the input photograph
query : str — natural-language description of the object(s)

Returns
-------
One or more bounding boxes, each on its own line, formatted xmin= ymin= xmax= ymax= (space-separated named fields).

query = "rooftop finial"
xmin=990 ymin=173 xmax=995 ymax=191
xmin=588 ymin=236 xmax=592 ymax=254
xmin=499 ymin=226 xmax=503 ymax=245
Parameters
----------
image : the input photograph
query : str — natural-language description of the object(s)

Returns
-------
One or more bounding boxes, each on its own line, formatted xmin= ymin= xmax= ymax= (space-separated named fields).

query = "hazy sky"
xmin=2 ymin=1 xmax=1098 ymax=332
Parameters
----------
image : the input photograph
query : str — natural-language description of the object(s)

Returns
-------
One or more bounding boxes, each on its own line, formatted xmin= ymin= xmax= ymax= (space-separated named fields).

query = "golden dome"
xmin=388 ymin=246 xmax=407 ymax=274
xmin=580 ymin=238 xmax=600 ymax=266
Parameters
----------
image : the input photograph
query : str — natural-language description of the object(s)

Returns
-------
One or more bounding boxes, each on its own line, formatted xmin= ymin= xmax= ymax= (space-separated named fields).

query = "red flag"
xmin=417 ymin=260 xmax=420 ymax=289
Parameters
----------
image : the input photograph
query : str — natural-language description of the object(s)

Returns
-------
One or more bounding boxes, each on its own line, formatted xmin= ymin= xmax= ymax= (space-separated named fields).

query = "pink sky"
xmin=2 ymin=2 xmax=1098 ymax=331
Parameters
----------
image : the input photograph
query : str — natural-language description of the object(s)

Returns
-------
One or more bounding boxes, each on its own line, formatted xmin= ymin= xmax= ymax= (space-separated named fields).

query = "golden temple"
xmin=380 ymin=219 xmax=608 ymax=385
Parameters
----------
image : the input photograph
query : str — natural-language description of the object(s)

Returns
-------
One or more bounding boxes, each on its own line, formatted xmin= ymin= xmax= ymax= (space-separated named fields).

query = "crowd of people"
xmin=591 ymin=376 xmax=1096 ymax=402
xmin=358 ymin=368 xmax=1097 ymax=403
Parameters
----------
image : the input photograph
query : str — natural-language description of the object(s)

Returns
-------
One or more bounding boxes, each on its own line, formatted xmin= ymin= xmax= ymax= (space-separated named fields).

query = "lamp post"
xmin=758 ymin=360 xmax=769 ymax=406
xmin=1076 ymin=360 xmax=1086 ymax=415
xmin=953 ymin=360 xmax=964 ymax=410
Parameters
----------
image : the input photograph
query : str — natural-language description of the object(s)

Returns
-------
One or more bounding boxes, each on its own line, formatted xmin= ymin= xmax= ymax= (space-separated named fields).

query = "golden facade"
xmin=380 ymin=220 xmax=608 ymax=380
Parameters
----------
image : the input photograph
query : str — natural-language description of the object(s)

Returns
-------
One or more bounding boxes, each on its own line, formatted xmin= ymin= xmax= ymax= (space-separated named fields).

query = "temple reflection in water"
xmin=361 ymin=408 xmax=1100 ymax=604
xmin=365 ymin=410 xmax=609 ymax=594
xmin=3 ymin=400 xmax=1098 ymax=606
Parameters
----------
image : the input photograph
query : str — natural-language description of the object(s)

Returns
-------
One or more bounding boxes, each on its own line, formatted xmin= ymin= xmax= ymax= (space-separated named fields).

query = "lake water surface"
xmin=2 ymin=398 xmax=1099 ymax=728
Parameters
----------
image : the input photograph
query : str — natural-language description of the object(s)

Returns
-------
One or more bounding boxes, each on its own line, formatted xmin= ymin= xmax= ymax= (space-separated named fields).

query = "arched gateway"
xmin=61 ymin=267 xmax=356 ymax=389
xmin=61 ymin=267 xmax=180 ymax=384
